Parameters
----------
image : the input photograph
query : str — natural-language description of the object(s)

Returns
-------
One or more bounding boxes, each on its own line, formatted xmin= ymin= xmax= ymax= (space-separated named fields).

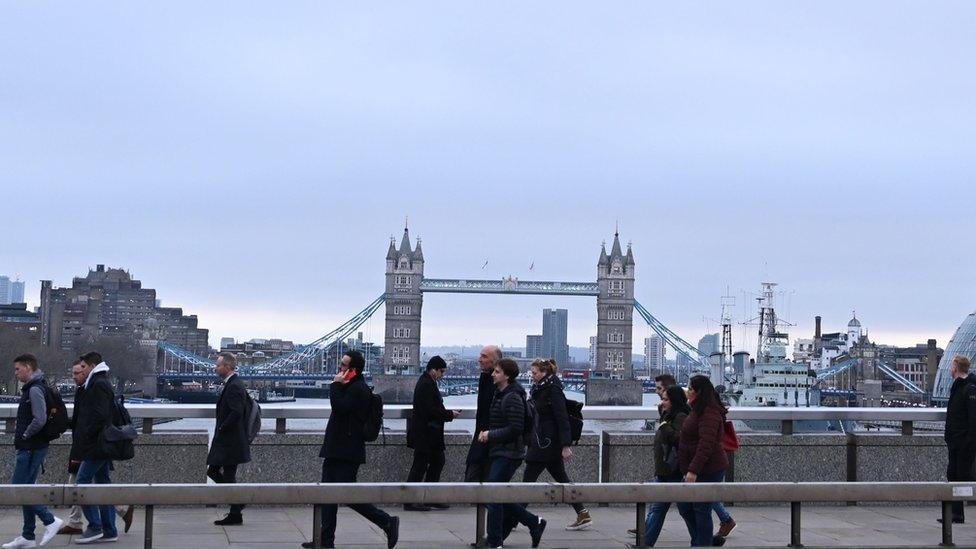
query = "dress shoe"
xmin=428 ymin=503 xmax=450 ymax=510
xmin=403 ymin=503 xmax=431 ymax=511
xmin=122 ymin=506 xmax=135 ymax=534
xmin=937 ymin=517 xmax=965 ymax=524
xmin=214 ymin=514 xmax=243 ymax=526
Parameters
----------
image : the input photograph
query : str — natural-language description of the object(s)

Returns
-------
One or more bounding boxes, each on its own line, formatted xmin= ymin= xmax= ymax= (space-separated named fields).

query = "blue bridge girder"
xmin=420 ymin=278 xmax=599 ymax=296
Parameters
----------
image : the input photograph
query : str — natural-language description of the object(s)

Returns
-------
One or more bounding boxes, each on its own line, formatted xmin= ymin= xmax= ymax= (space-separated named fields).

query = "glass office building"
xmin=933 ymin=311 xmax=976 ymax=401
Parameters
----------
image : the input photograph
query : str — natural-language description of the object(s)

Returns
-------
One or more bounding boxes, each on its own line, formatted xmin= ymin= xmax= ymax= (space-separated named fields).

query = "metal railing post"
xmin=941 ymin=501 xmax=954 ymax=547
xmin=4 ymin=419 xmax=14 ymax=434
xmin=789 ymin=501 xmax=802 ymax=547
xmin=636 ymin=502 xmax=647 ymax=548
xmin=476 ymin=503 xmax=486 ymax=547
xmin=144 ymin=505 xmax=154 ymax=549
xmin=312 ymin=504 xmax=323 ymax=548
xmin=901 ymin=420 xmax=913 ymax=436
xmin=781 ymin=419 xmax=794 ymax=435
xmin=142 ymin=418 xmax=154 ymax=434
xmin=276 ymin=418 xmax=287 ymax=434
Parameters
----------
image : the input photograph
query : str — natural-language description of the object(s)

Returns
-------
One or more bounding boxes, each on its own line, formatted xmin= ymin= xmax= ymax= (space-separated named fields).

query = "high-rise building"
xmin=698 ymin=333 xmax=720 ymax=357
xmin=644 ymin=335 xmax=666 ymax=373
xmin=39 ymin=264 xmax=209 ymax=354
xmin=541 ymin=308 xmax=569 ymax=368
xmin=0 ymin=276 xmax=10 ymax=305
xmin=526 ymin=335 xmax=544 ymax=359
xmin=588 ymin=336 xmax=597 ymax=369
xmin=10 ymin=280 xmax=25 ymax=304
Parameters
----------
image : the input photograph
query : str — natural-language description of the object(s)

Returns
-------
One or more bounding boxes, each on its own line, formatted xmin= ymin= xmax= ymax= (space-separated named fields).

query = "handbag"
xmin=722 ymin=420 xmax=740 ymax=452
xmin=97 ymin=395 xmax=138 ymax=461
xmin=663 ymin=443 xmax=679 ymax=475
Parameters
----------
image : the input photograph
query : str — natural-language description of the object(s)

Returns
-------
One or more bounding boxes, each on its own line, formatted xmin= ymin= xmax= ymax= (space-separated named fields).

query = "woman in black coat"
xmin=523 ymin=359 xmax=592 ymax=531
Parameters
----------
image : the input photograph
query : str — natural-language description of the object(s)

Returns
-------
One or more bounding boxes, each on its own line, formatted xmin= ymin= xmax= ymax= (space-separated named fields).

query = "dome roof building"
xmin=933 ymin=311 xmax=976 ymax=401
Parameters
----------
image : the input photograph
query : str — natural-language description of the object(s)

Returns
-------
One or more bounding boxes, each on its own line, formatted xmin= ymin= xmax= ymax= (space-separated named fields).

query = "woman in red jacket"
xmin=677 ymin=375 xmax=729 ymax=547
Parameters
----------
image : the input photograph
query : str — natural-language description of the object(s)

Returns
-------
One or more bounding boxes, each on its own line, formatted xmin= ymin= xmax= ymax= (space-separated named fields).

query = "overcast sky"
xmin=2 ymin=2 xmax=974 ymax=355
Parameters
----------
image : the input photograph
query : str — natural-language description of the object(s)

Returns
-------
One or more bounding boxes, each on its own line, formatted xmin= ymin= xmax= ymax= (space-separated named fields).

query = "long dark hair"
xmin=662 ymin=385 xmax=690 ymax=421
xmin=689 ymin=374 xmax=727 ymax=416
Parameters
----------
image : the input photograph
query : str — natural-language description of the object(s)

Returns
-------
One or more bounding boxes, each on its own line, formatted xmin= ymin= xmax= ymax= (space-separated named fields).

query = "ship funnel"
xmin=733 ymin=351 xmax=749 ymax=378
xmin=744 ymin=356 xmax=755 ymax=386
xmin=709 ymin=352 xmax=725 ymax=389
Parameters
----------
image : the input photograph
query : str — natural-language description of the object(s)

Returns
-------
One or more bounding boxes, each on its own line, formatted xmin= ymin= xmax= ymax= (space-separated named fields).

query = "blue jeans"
xmin=77 ymin=460 xmax=117 ymax=537
xmin=712 ymin=501 xmax=732 ymax=524
xmin=644 ymin=474 xmax=681 ymax=547
xmin=12 ymin=448 xmax=55 ymax=541
xmin=676 ymin=469 xmax=725 ymax=547
xmin=486 ymin=457 xmax=539 ymax=547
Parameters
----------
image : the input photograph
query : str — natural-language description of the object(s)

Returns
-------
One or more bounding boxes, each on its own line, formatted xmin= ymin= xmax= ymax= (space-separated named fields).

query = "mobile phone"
xmin=342 ymin=369 xmax=357 ymax=381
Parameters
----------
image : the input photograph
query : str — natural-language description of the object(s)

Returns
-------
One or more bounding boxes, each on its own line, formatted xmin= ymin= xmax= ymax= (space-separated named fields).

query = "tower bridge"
xmin=157 ymin=226 xmax=719 ymax=404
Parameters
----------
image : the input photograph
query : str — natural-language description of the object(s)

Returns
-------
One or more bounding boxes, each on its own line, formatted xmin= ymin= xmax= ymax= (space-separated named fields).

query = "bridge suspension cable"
xmin=633 ymin=299 xmax=710 ymax=376
xmin=158 ymin=294 xmax=387 ymax=372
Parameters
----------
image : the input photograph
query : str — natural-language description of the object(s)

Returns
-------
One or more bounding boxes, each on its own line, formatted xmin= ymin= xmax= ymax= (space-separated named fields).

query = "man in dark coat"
xmin=303 ymin=350 xmax=399 ymax=549
xmin=207 ymin=352 xmax=251 ymax=526
xmin=465 ymin=345 xmax=501 ymax=482
xmin=943 ymin=355 xmax=976 ymax=524
xmin=405 ymin=356 xmax=460 ymax=511
xmin=73 ymin=351 xmax=119 ymax=544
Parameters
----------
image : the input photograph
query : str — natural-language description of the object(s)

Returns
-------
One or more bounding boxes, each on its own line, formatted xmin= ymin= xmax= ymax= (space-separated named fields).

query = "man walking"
xmin=60 ymin=361 xmax=134 ymax=536
xmin=943 ymin=355 xmax=976 ymax=524
xmin=303 ymin=350 xmax=399 ymax=549
xmin=2 ymin=354 xmax=63 ymax=549
xmin=478 ymin=358 xmax=546 ymax=549
xmin=207 ymin=352 xmax=251 ymax=526
xmin=465 ymin=345 xmax=501 ymax=482
xmin=405 ymin=356 xmax=460 ymax=511
xmin=72 ymin=352 xmax=119 ymax=545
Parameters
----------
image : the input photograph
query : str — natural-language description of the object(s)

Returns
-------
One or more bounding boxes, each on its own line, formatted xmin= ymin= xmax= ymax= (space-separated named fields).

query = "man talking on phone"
xmin=304 ymin=350 xmax=399 ymax=549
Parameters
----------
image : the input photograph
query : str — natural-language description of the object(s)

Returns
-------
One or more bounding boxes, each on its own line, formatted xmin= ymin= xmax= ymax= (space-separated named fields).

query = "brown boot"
xmin=717 ymin=519 xmax=736 ymax=538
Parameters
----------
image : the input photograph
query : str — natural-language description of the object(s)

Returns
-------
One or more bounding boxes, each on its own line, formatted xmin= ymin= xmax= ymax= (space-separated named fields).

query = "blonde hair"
xmin=954 ymin=355 xmax=972 ymax=374
xmin=531 ymin=358 xmax=558 ymax=376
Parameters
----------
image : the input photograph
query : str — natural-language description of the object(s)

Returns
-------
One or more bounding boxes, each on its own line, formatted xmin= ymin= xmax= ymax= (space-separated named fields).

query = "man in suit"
xmin=465 ymin=345 xmax=502 ymax=482
xmin=207 ymin=352 xmax=251 ymax=526
xmin=303 ymin=350 xmax=399 ymax=549
xmin=405 ymin=355 xmax=460 ymax=511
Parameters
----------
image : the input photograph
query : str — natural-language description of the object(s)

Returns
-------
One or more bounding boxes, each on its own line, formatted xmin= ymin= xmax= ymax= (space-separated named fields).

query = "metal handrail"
xmin=0 ymin=482 xmax=972 ymax=549
xmin=0 ymin=404 xmax=949 ymax=421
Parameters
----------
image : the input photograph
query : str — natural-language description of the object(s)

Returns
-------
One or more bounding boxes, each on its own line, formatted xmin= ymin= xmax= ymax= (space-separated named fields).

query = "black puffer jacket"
xmin=487 ymin=382 xmax=527 ymax=460
xmin=526 ymin=375 xmax=572 ymax=463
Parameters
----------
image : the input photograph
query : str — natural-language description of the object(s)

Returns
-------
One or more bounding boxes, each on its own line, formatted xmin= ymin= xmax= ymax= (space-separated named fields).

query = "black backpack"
xmin=245 ymin=394 xmax=262 ymax=443
xmin=363 ymin=385 xmax=384 ymax=443
xmin=41 ymin=383 xmax=69 ymax=441
xmin=565 ymin=398 xmax=584 ymax=444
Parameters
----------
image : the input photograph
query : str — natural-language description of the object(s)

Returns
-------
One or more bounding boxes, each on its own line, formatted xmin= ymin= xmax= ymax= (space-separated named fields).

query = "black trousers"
xmin=319 ymin=458 xmax=393 ymax=545
xmin=207 ymin=464 xmax=244 ymax=516
xmin=407 ymin=449 xmax=446 ymax=483
xmin=523 ymin=459 xmax=585 ymax=514
xmin=947 ymin=446 xmax=976 ymax=520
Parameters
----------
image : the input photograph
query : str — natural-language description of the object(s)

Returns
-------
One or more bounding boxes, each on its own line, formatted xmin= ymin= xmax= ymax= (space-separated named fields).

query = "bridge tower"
xmin=595 ymin=231 xmax=635 ymax=379
xmin=382 ymin=225 xmax=424 ymax=375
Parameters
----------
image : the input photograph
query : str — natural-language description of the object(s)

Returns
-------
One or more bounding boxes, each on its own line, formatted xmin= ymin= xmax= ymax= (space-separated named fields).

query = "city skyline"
xmin=3 ymin=3 xmax=974 ymax=354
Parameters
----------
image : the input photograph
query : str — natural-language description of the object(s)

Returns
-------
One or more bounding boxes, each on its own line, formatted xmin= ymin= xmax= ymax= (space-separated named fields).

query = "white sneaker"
xmin=2 ymin=537 xmax=37 ymax=548
xmin=39 ymin=517 xmax=63 ymax=547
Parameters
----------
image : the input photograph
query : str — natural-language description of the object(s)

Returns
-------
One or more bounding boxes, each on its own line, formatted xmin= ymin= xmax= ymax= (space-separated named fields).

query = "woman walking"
xmin=523 ymin=359 xmax=592 ymax=530
xmin=637 ymin=385 xmax=690 ymax=546
xmin=677 ymin=375 xmax=729 ymax=547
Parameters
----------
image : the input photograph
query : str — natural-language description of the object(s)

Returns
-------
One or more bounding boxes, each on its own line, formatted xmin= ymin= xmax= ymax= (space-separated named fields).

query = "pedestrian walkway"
xmin=1 ymin=503 xmax=972 ymax=548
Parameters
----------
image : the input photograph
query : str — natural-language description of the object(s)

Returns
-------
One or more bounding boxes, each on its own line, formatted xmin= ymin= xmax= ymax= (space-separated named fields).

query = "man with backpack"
xmin=942 ymin=355 xmax=976 ymax=524
xmin=72 ymin=351 xmax=119 ymax=544
xmin=2 ymin=354 xmax=64 ymax=549
xmin=60 ymin=360 xmax=134 ymax=537
xmin=207 ymin=352 xmax=251 ymax=526
xmin=303 ymin=350 xmax=399 ymax=549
